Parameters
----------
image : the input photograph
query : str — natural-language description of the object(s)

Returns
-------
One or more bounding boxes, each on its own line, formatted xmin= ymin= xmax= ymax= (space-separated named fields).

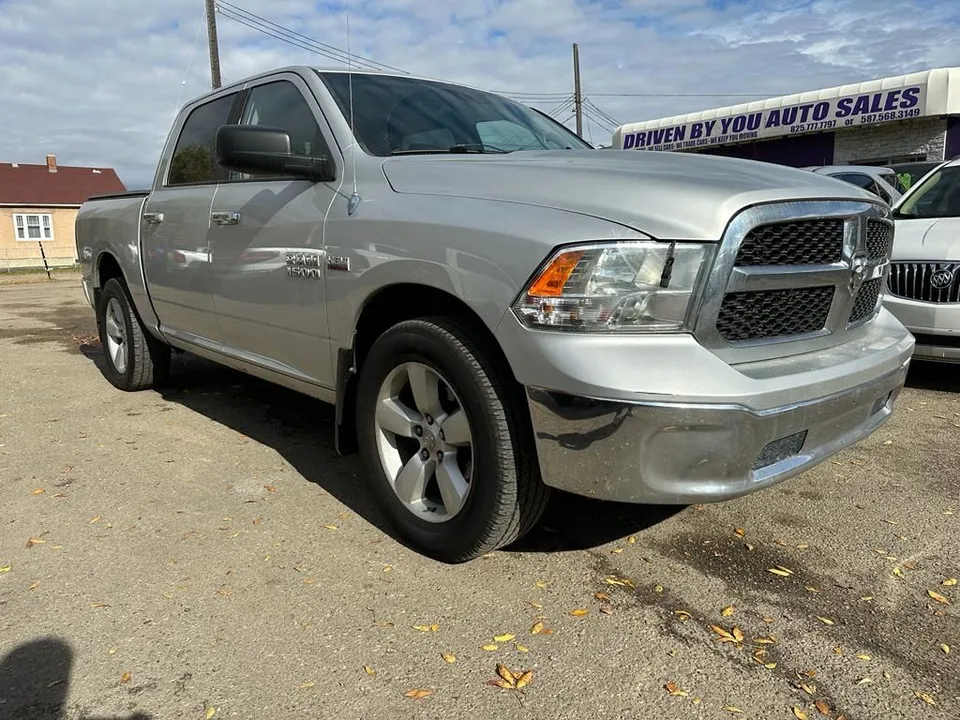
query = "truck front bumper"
xmin=496 ymin=309 xmax=914 ymax=504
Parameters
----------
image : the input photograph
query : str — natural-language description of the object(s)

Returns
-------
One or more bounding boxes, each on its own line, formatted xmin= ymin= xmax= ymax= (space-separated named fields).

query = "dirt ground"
xmin=1 ymin=278 xmax=958 ymax=720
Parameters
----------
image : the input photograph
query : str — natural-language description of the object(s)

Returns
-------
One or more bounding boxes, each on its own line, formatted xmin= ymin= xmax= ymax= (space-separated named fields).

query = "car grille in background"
xmin=734 ymin=218 xmax=844 ymax=266
xmin=849 ymin=278 xmax=883 ymax=324
xmin=865 ymin=219 xmax=893 ymax=260
xmin=887 ymin=262 xmax=960 ymax=303
xmin=717 ymin=287 xmax=835 ymax=342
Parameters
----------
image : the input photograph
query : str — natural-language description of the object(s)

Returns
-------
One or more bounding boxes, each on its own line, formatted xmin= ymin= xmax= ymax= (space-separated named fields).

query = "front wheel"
xmin=96 ymin=278 xmax=170 ymax=391
xmin=355 ymin=317 xmax=549 ymax=562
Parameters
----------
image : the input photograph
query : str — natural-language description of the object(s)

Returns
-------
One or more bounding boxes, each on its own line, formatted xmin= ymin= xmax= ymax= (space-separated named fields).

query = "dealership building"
xmin=612 ymin=67 xmax=960 ymax=168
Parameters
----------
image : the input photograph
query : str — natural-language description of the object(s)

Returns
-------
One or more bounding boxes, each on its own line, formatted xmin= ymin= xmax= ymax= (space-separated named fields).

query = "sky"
xmin=2 ymin=0 xmax=960 ymax=188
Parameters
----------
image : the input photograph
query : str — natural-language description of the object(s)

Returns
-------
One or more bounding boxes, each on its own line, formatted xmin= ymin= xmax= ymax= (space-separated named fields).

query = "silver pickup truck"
xmin=76 ymin=66 xmax=915 ymax=562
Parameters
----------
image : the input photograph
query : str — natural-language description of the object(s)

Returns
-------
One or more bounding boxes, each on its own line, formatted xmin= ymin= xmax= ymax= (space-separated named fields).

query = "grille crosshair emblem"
xmin=850 ymin=252 xmax=869 ymax=294
xmin=930 ymin=268 xmax=956 ymax=290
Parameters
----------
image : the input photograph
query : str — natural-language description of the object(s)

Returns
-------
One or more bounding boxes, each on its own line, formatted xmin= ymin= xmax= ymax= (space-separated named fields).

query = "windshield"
xmin=317 ymin=72 xmax=592 ymax=156
xmin=895 ymin=165 xmax=960 ymax=219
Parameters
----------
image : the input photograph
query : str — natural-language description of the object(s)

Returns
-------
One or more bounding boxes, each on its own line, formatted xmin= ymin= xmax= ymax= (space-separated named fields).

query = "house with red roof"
xmin=0 ymin=154 xmax=126 ymax=269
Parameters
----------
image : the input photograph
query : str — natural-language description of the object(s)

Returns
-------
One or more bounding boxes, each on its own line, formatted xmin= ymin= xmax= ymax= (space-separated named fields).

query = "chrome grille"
xmin=849 ymin=278 xmax=883 ymax=324
xmin=694 ymin=200 xmax=893 ymax=363
xmin=735 ymin=219 xmax=843 ymax=266
xmin=887 ymin=262 xmax=960 ymax=303
xmin=718 ymin=287 xmax=834 ymax=342
xmin=865 ymin=219 xmax=893 ymax=260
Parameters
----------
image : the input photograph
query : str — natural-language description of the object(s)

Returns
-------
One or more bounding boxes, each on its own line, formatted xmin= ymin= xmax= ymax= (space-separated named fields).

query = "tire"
xmin=356 ymin=317 xmax=550 ymax=562
xmin=96 ymin=277 xmax=170 ymax=391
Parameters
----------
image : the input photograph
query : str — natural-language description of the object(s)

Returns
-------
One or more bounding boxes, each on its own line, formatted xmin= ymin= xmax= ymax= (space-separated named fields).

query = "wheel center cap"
xmin=422 ymin=427 xmax=439 ymax=453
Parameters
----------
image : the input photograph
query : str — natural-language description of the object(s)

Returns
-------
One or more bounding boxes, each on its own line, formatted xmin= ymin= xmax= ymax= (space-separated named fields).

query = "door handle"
xmin=142 ymin=212 xmax=164 ymax=224
xmin=211 ymin=211 xmax=240 ymax=226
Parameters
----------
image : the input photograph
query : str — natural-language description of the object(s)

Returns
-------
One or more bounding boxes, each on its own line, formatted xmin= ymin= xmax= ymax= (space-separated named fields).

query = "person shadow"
xmin=0 ymin=637 xmax=152 ymax=720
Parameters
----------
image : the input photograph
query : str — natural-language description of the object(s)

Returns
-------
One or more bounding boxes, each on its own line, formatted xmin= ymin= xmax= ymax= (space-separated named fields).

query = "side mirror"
xmin=214 ymin=125 xmax=335 ymax=181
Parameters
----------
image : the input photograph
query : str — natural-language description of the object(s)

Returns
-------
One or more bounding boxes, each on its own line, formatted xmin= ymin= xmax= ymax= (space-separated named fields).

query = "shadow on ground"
xmin=0 ymin=637 xmax=152 ymax=720
xmin=905 ymin=358 xmax=960 ymax=393
xmin=76 ymin=343 xmax=679 ymax=553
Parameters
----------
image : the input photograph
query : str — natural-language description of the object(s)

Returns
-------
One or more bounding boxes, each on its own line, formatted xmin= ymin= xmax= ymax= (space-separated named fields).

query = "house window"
xmin=13 ymin=214 xmax=54 ymax=241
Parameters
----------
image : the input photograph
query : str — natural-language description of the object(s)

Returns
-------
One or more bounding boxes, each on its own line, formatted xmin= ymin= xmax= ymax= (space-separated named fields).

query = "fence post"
xmin=38 ymin=242 xmax=51 ymax=279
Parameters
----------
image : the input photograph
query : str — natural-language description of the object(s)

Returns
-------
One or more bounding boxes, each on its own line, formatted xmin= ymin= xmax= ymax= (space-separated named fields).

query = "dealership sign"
xmin=620 ymin=84 xmax=927 ymax=151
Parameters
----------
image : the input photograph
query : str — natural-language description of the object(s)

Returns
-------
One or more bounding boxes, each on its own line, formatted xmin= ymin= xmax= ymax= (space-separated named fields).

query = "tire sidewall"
xmin=357 ymin=322 xmax=517 ymax=559
xmin=97 ymin=279 xmax=136 ymax=388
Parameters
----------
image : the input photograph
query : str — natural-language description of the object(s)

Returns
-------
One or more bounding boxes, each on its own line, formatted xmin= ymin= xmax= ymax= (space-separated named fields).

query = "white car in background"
xmin=884 ymin=158 xmax=960 ymax=363
xmin=806 ymin=165 xmax=904 ymax=205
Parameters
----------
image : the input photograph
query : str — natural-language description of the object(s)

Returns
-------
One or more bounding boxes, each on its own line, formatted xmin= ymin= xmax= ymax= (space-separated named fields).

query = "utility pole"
xmin=572 ymin=42 xmax=583 ymax=138
xmin=205 ymin=0 xmax=222 ymax=89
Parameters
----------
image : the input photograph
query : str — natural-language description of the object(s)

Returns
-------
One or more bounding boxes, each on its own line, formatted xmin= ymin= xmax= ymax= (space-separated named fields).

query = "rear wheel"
xmin=356 ymin=317 xmax=549 ymax=562
xmin=97 ymin=278 xmax=170 ymax=391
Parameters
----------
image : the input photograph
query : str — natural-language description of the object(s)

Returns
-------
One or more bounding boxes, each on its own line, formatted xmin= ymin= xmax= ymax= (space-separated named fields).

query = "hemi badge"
xmin=327 ymin=255 xmax=350 ymax=272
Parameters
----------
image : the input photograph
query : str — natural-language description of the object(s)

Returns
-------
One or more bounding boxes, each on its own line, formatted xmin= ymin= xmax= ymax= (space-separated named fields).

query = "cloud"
xmin=1 ymin=0 xmax=958 ymax=187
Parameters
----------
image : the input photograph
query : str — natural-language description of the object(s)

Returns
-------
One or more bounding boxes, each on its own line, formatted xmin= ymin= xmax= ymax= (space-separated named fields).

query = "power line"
xmin=215 ymin=0 xmax=408 ymax=74
xmin=588 ymin=92 xmax=776 ymax=98
xmin=582 ymin=106 xmax=616 ymax=134
xmin=584 ymin=98 xmax=620 ymax=128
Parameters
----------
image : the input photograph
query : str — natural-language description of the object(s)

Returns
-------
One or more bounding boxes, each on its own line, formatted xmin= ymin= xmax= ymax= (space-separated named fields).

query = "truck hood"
xmin=381 ymin=150 xmax=877 ymax=240
xmin=891 ymin=216 xmax=960 ymax=261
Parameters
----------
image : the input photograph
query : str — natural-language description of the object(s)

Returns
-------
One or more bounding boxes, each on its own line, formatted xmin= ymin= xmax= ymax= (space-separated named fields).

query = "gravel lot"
xmin=1 ymin=279 xmax=958 ymax=720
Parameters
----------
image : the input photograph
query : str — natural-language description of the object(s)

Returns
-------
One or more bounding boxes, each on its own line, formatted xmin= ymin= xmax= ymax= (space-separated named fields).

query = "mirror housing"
xmin=215 ymin=125 xmax=335 ymax=181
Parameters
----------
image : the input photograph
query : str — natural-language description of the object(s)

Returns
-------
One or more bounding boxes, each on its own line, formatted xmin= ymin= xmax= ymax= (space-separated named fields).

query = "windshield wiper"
xmin=390 ymin=144 xmax=511 ymax=156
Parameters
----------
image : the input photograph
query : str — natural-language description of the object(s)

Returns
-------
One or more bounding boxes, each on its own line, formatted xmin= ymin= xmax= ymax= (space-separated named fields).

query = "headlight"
xmin=513 ymin=241 xmax=712 ymax=332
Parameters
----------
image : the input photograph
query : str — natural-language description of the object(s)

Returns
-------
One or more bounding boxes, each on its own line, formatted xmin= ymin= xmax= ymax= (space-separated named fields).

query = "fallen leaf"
xmin=801 ymin=683 xmax=816 ymax=695
xmin=768 ymin=567 xmax=794 ymax=577
xmin=943 ymin=578 xmax=958 ymax=587
xmin=892 ymin=566 xmax=905 ymax=578
xmin=90 ymin=602 xmax=109 ymax=608
xmin=494 ymin=633 xmax=515 ymax=642
xmin=665 ymin=681 xmax=688 ymax=697
xmin=215 ymin=588 xmax=232 ymax=597
xmin=28 ymin=581 xmax=40 ymax=591
xmin=792 ymin=706 xmax=809 ymax=720
xmin=927 ymin=590 xmax=951 ymax=605
xmin=722 ymin=706 xmax=744 ymax=714
xmin=721 ymin=605 xmax=735 ymax=617
xmin=404 ymin=689 xmax=432 ymax=700
xmin=530 ymin=621 xmax=545 ymax=635
xmin=732 ymin=627 xmax=745 ymax=642
xmin=515 ymin=644 xmax=529 ymax=653
xmin=120 ymin=672 xmax=131 ymax=684
xmin=205 ymin=708 xmax=216 ymax=719
xmin=322 ymin=524 xmax=338 ymax=531
xmin=0 ymin=566 xmax=10 ymax=573
xmin=734 ymin=528 xmax=746 ymax=537
xmin=674 ymin=610 xmax=693 ymax=621
xmin=481 ymin=644 xmax=499 ymax=651
xmin=496 ymin=664 xmax=516 ymax=685
xmin=264 ymin=485 xmax=277 ymax=493
xmin=593 ymin=592 xmax=611 ymax=602
xmin=764 ymin=662 xmax=777 ymax=669
xmin=31 ymin=488 xmax=45 ymax=495
xmin=883 ymin=439 xmax=893 ymax=445
xmin=815 ymin=700 xmax=831 ymax=716
xmin=754 ymin=636 xmax=777 ymax=645
xmin=515 ymin=670 xmax=533 ymax=690
xmin=816 ymin=617 xmax=835 ymax=625
xmin=860 ymin=596 xmax=874 ymax=601
xmin=762 ymin=617 xmax=775 ymax=624
xmin=856 ymin=653 xmax=871 ymax=661
xmin=527 ymin=601 xmax=543 ymax=609
xmin=796 ymin=543 xmax=809 ymax=550
xmin=627 ymin=536 xmax=637 ymax=544
xmin=610 ymin=548 xmax=623 ymax=554
xmin=833 ymin=646 xmax=844 ymax=655
xmin=441 ymin=652 xmax=456 ymax=663
xmin=363 ymin=666 xmax=376 ymax=676
xmin=89 ymin=515 xmax=101 ymax=524
xmin=884 ymin=519 xmax=899 ymax=525
xmin=710 ymin=625 xmax=740 ymax=643
xmin=805 ymin=586 xmax=820 ymax=593
xmin=654 ymin=584 xmax=664 ymax=593
xmin=412 ymin=624 xmax=439 ymax=632
xmin=599 ymin=606 xmax=613 ymax=615
xmin=914 ymin=691 xmax=936 ymax=706
xmin=383 ymin=564 xmax=392 ymax=572
xmin=940 ymin=644 xmax=950 ymax=654
xmin=108 ymin=647 xmax=118 ymax=655
xmin=24 ymin=536 xmax=45 ymax=548
xmin=569 ymin=609 xmax=589 ymax=617
xmin=604 ymin=575 xmax=635 ymax=588
xmin=303 ymin=577 xmax=317 ymax=585
xmin=298 ymin=681 xmax=315 ymax=689
xmin=534 ymin=580 xmax=549 ymax=589
xmin=487 ymin=678 xmax=514 ymax=690
xmin=856 ymin=677 xmax=872 ymax=686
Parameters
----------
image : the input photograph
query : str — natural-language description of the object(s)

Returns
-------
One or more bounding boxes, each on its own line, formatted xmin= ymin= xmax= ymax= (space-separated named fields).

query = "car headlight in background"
xmin=513 ymin=241 xmax=712 ymax=332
